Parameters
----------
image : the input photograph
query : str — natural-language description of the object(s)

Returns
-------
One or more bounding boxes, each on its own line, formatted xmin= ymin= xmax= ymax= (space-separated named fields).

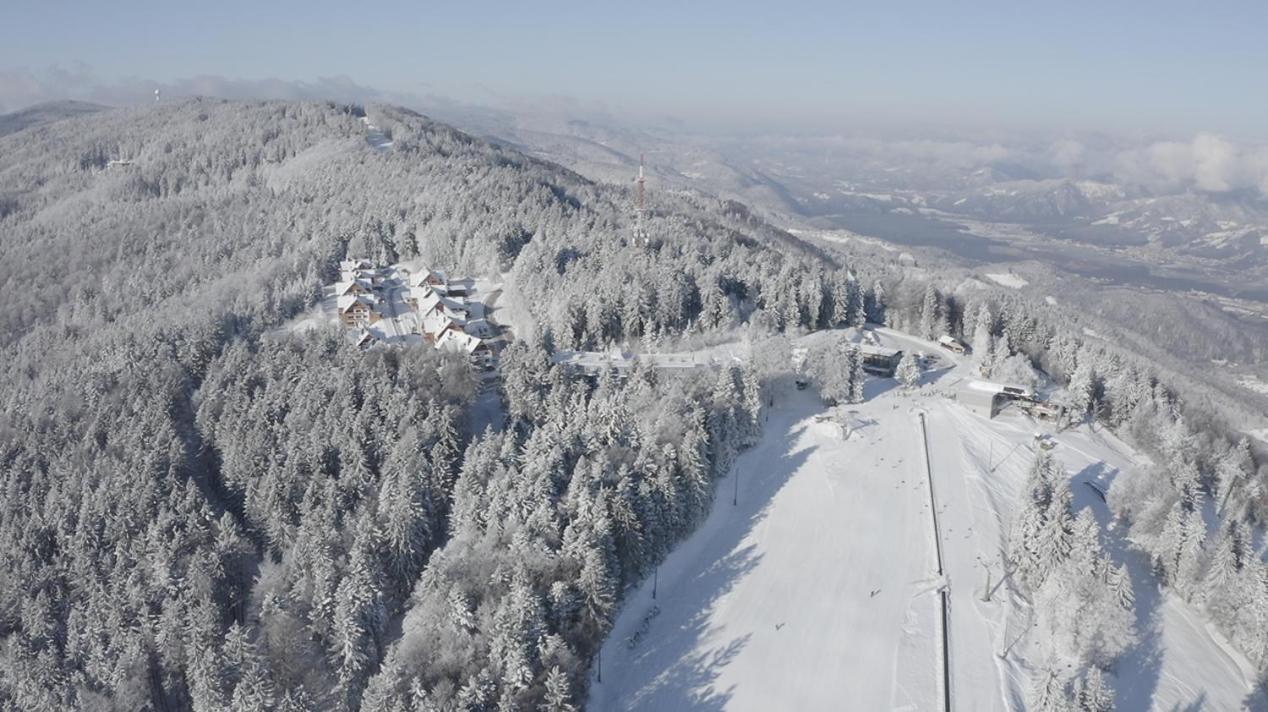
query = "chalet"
xmin=421 ymin=310 xmax=465 ymax=342
xmin=417 ymin=291 xmax=446 ymax=317
xmin=418 ymin=291 xmax=469 ymax=321
xmin=337 ymin=294 xmax=381 ymax=327
xmin=410 ymin=268 xmax=447 ymax=289
xmin=355 ymin=329 xmax=378 ymax=350
xmin=858 ymin=344 xmax=903 ymax=377
xmin=335 ymin=278 xmax=373 ymax=297
xmin=938 ymin=335 xmax=969 ymax=355
xmin=445 ymin=279 xmax=472 ymax=297
xmin=437 ymin=329 xmax=491 ymax=363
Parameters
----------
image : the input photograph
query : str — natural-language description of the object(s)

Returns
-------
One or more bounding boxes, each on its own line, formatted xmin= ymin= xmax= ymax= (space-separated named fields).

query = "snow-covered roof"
xmin=335 ymin=278 xmax=374 ymax=295
xmin=436 ymin=329 xmax=486 ymax=355
xmin=965 ymin=380 xmax=1032 ymax=397
xmin=858 ymin=344 xmax=901 ymax=358
xmin=418 ymin=291 xmax=443 ymax=314
xmin=410 ymin=268 xmax=447 ymax=287
xmin=938 ymin=335 xmax=964 ymax=346
xmin=337 ymin=294 xmax=378 ymax=312
xmin=418 ymin=291 xmax=467 ymax=316
xmin=421 ymin=311 xmax=458 ymax=337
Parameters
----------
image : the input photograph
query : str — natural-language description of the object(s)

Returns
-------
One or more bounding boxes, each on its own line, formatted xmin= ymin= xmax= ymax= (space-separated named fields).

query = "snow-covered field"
xmin=589 ymin=328 xmax=1256 ymax=711
xmin=984 ymin=272 xmax=1029 ymax=289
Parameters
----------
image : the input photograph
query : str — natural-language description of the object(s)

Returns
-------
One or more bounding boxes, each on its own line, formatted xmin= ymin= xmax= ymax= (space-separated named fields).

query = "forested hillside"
xmin=1 ymin=99 xmax=1265 ymax=710
xmin=0 ymin=99 xmax=836 ymax=710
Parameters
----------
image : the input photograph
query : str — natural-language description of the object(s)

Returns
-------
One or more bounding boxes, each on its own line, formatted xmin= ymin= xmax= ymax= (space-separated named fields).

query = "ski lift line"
xmin=917 ymin=410 xmax=953 ymax=712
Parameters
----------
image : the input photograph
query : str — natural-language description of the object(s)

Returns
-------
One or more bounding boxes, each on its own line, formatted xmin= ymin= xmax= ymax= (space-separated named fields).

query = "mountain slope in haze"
xmin=0 ymin=99 xmax=105 ymax=137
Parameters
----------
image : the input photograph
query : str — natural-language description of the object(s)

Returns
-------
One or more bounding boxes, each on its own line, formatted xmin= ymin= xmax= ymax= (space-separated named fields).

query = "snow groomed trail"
xmin=588 ymin=326 xmax=1259 ymax=710
xmin=588 ymin=383 xmax=941 ymax=711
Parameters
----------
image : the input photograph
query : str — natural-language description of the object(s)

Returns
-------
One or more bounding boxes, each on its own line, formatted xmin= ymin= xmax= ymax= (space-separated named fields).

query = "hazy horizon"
xmin=3 ymin=1 xmax=1268 ymax=140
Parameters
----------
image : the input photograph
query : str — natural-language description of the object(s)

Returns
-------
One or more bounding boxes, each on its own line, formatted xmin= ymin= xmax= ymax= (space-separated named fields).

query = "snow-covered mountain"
xmin=0 ymin=99 xmax=104 ymax=137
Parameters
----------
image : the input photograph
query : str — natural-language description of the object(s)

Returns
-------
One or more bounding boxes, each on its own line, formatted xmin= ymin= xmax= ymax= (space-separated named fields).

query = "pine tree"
xmin=1204 ymin=524 xmax=1240 ymax=602
xmin=971 ymin=303 xmax=994 ymax=363
xmin=1079 ymin=667 xmax=1114 ymax=712
xmin=1037 ymin=482 xmax=1075 ymax=570
xmin=229 ymin=658 xmax=276 ymax=712
xmin=1108 ymin=564 xmax=1134 ymax=612
xmin=1029 ymin=664 xmax=1068 ymax=712
xmin=540 ymin=665 xmax=576 ymax=712
xmin=741 ymin=365 xmax=763 ymax=445
xmin=332 ymin=521 xmax=386 ymax=708
xmin=918 ymin=285 xmax=940 ymax=340
xmin=869 ymin=280 xmax=886 ymax=325
xmin=1067 ymin=359 xmax=1096 ymax=421
xmin=847 ymin=275 xmax=866 ymax=329
xmin=1215 ymin=438 xmax=1252 ymax=517
xmin=896 ymin=352 xmax=921 ymax=390
xmin=847 ymin=345 xmax=865 ymax=403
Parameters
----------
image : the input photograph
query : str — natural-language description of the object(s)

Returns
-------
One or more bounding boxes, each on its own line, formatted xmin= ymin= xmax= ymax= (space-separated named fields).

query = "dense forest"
xmin=0 ymin=99 xmax=1265 ymax=710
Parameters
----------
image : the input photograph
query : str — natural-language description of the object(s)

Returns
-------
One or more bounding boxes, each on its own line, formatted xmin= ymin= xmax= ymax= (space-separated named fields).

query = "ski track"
xmin=588 ymin=328 xmax=1256 ymax=711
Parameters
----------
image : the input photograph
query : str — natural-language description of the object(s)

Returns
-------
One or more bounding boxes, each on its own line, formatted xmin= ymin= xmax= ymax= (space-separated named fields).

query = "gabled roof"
xmin=337 ymin=294 xmax=379 ymax=313
xmin=418 ymin=291 xmax=443 ymax=314
xmin=409 ymin=268 xmax=447 ymax=287
xmin=436 ymin=329 xmax=486 ymax=355
xmin=335 ymin=278 xmax=374 ymax=296
xmin=858 ymin=343 xmax=901 ymax=358
xmin=421 ymin=310 xmax=459 ymax=337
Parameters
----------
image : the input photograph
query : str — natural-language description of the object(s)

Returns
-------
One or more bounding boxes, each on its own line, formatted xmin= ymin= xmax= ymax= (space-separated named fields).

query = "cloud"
xmin=1104 ymin=133 xmax=1268 ymax=197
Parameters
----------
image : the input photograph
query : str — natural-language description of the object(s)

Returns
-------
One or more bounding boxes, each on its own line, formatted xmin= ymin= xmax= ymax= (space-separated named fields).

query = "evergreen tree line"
xmin=357 ymin=339 xmax=766 ymax=710
xmin=0 ymin=99 xmax=780 ymax=710
xmin=1010 ymin=450 xmax=1134 ymax=711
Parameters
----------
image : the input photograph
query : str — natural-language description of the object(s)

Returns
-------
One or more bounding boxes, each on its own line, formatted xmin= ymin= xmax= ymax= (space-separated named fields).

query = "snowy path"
xmin=923 ymin=404 xmax=1025 ymax=711
xmin=589 ymin=385 xmax=940 ymax=711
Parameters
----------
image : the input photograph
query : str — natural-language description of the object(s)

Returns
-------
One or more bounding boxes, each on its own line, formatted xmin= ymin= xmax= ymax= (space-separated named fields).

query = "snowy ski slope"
xmin=588 ymin=328 xmax=1256 ymax=711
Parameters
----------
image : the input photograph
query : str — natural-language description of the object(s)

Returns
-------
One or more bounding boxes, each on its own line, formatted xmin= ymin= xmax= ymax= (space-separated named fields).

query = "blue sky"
xmin=3 ymin=0 xmax=1266 ymax=137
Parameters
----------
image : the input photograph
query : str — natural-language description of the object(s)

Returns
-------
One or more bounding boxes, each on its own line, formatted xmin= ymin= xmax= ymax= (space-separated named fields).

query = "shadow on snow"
xmin=596 ymin=412 xmax=817 ymax=711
